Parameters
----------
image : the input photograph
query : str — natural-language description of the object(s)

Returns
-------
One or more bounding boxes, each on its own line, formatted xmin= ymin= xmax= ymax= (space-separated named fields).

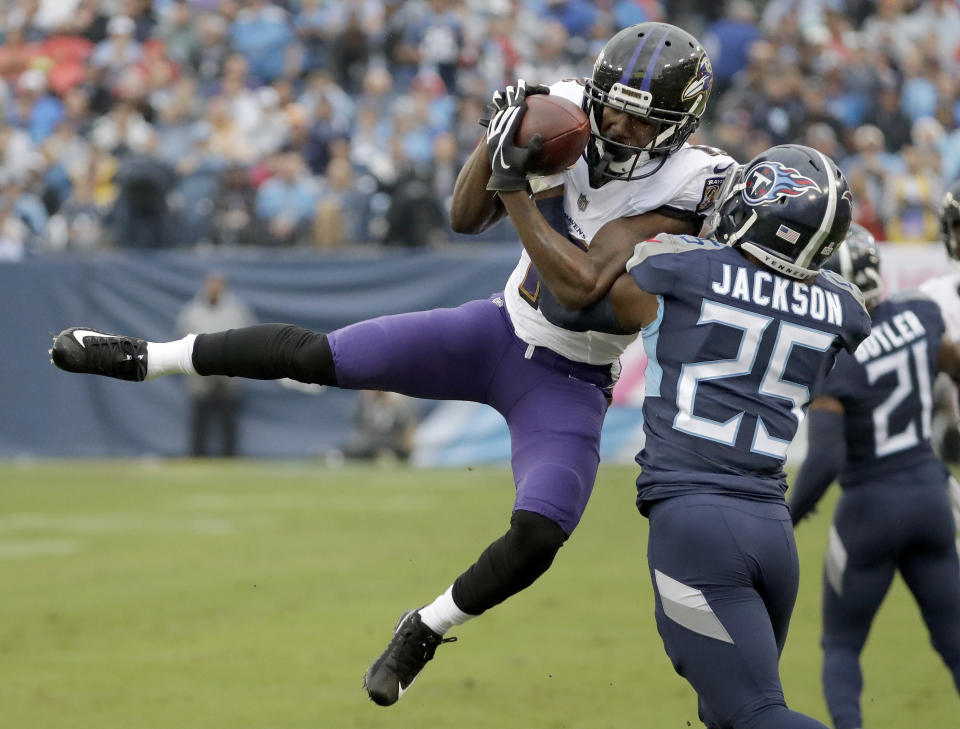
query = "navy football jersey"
xmin=816 ymin=293 xmax=946 ymax=487
xmin=626 ymin=234 xmax=871 ymax=509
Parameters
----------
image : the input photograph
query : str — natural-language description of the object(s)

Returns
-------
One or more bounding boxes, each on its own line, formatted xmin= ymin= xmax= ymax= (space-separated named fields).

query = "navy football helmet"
xmin=939 ymin=179 xmax=960 ymax=261
xmin=583 ymin=22 xmax=712 ymax=187
xmin=824 ymin=222 xmax=883 ymax=302
xmin=707 ymin=144 xmax=853 ymax=280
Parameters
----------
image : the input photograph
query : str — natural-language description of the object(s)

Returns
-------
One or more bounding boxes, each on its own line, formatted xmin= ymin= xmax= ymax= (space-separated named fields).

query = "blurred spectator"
xmin=89 ymin=97 xmax=154 ymax=155
xmin=313 ymin=156 xmax=374 ymax=247
xmin=867 ymin=80 xmax=914 ymax=153
xmin=211 ymin=163 xmax=262 ymax=246
xmin=339 ymin=390 xmax=419 ymax=463
xmin=804 ymin=122 xmax=842 ymax=161
xmin=175 ymin=272 xmax=256 ymax=457
xmin=883 ymin=144 xmax=942 ymax=242
xmin=1 ymin=0 xmax=959 ymax=253
xmin=8 ymin=68 xmax=63 ymax=143
xmin=750 ymin=64 xmax=805 ymax=145
xmin=187 ymin=12 xmax=230 ymax=92
xmin=702 ymin=0 xmax=761 ymax=97
xmin=861 ymin=0 xmax=915 ymax=65
xmin=155 ymin=0 xmax=197 ymax=66
xmin=516 ymin=19 xmax=579 ymax=83
xmin=255 ymin=149 xmax=321 ymax=245
xmin=899 ymin=48 xmax=940 ymax=124
xmin=203 ymin=95 xmax=255 ymax=165
xmin=229 ymin=0 xmax=295 ymax=83
xmin=90 ymin=15 xmax=142 ymax=83
xmin=842 ymin=124 xmax=904 ymax=221
xmin=847 ymin=167 xmax=887 ymax=241
xmin=108 ymin=146 xmax=177 ymax=248
xmin=0 ymin=188 xmax=31 ymax=260
xmin=46 ymin=164 xmax=105 ymax=251
xmin=799 ymin=80 xmax=846 ymax=145
xmin=385 ymin=160 xmax=446 ymax=247
xmin=329 ymin=9 xmax=371 ymax=94
xmin=905 ymin=0 xmax=960 ymax=69
xmin=543 ymin=0 xmax=596 ymax=38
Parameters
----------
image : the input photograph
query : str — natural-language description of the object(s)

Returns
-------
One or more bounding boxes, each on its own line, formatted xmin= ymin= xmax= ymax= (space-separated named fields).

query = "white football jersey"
xmin=503 ymin=79 xmax=736 ymax=365
xmin=919 ymin=270 xmax=960 ymax=342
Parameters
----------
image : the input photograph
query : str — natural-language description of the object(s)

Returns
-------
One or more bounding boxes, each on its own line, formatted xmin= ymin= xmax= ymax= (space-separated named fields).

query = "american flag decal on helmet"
xmin=776 ymin=224 xmax=801 ymax=244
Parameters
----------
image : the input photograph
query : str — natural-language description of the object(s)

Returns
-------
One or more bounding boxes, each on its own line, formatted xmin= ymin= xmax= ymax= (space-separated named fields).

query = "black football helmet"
xmin=939 ymin=179 xmax=960 ymax=261
xmin=707 ymin=144 xmax=853 ymax=280
xmin=583 ymin=22 xmax=712 ymax=187
xmin=823 ymin=222 xmax=883 ymax=302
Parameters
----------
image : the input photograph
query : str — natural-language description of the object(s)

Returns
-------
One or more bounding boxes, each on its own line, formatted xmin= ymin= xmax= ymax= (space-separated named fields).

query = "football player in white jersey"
xmin=920 ymin=181 xmax=960 ymax=460
xmin=49 ymin=22 xmax=734 ymax=706
xmin=920 ymin=181 xmax=960 ymax=341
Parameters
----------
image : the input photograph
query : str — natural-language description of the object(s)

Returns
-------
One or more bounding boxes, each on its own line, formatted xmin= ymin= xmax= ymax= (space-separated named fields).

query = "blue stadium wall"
xmin=5 ymin=243 xmax=942 ymax=463
xmin=1 ymin=246 xmax=527 ymax=459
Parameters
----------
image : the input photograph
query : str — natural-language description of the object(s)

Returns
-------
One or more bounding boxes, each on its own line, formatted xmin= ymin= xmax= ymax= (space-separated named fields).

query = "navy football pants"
xmin=647 ymin=494 xmax=828 ymax=729
xmin=821 ymin=478 xmax=960 ymax=729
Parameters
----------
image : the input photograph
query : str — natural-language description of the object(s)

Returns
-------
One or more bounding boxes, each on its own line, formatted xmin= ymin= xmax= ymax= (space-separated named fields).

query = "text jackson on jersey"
xmin=710 ymin=263 xmax=844 ymax=326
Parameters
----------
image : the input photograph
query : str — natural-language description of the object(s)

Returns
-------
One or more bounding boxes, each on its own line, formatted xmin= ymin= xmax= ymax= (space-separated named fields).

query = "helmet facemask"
xmin=583 ymin=79 xmax=703 ymax=187
xmin=581 ymin=22 xmax=712 ymax=188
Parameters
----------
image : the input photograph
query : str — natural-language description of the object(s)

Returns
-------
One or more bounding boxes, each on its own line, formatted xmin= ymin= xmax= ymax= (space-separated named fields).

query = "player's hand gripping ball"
xmin=484 ymin=80 xmax=591 ymax=191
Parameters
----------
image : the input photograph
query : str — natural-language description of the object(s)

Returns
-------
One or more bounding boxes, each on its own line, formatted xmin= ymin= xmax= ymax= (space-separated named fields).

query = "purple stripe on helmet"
xmin=640 ymin=30 xmax=669 ymax=91
xmin=619 ymin=29 xmax=651 ymax=85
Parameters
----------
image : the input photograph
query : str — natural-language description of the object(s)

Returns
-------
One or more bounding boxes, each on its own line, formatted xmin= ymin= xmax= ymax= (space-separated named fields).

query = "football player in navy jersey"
xmin=498 ymin=142 xmax=870 ymax=728
xmin=788 ymin=225 xmax=960 ymax=729
xmin=49 ymin=23 xmax=735 ymax=707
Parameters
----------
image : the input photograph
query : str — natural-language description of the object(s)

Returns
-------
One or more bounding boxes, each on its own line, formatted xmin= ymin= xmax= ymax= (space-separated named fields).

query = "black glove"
xmin=483 ymin=79 xmax=548 ymax=192
xmin=479 ymin=80 xmax=550 ymax=127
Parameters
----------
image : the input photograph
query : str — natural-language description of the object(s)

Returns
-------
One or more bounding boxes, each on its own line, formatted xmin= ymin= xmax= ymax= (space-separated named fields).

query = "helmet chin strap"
xmin=589 ymin=122 xmax=677 ymax=187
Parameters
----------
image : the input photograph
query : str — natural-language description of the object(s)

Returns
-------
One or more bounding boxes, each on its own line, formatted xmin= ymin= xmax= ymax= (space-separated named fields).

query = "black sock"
xmin=192 ymin=324 xmax=338 ymax=386
xmin=451 ymin=509 xmax=568 ymax=616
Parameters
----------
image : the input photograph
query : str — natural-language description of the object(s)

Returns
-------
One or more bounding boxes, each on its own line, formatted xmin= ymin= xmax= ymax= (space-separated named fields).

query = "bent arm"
xmin=449 ymin=140 xmax=507 ymax=234
xmin=787 ymin=397 xmax=846 ymax=525
xmin=498 ymin=189 xmax=697 ymax=309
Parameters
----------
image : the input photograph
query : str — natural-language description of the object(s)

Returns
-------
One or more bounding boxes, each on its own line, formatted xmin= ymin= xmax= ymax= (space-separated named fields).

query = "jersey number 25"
xmin=673 ymin=300 xmax=835 ymax=459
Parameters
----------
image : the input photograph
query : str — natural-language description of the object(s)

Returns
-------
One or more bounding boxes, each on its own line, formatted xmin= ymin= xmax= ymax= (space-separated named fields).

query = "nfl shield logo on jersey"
xmin=578 ymin=193 xmax=589 ymax=211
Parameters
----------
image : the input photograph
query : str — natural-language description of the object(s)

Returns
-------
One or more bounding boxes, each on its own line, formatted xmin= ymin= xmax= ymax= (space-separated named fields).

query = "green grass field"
xmin=1 ymin=461 xmax=956 ymax=728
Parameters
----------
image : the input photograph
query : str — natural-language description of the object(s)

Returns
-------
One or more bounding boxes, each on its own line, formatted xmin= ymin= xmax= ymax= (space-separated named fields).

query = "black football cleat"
xmin=363 ymin=609 xmax=456 ymax=706
xmin=50 ymin=327 xmax=148 ymax=382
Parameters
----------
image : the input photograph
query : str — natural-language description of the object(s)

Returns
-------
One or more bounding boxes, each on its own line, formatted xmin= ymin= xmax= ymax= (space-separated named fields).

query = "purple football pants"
xmin=326 ymin=295 xmax=611 ymax=536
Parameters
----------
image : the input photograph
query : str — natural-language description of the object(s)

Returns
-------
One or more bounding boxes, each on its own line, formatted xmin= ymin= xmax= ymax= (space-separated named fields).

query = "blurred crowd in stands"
xmin=1 ymin=0 xmax=959 ymax=257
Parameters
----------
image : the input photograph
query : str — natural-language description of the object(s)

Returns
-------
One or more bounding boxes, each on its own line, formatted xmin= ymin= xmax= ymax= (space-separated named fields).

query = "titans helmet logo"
xmin=681 ymin=54 xmax=713 ymax=103
xmin=743 ymin=162 xmax=821 ymax=205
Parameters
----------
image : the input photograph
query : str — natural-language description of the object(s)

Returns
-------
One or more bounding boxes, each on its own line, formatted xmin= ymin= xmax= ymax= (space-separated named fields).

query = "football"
xmin=515 ymin=94 xmax=591 ymax=175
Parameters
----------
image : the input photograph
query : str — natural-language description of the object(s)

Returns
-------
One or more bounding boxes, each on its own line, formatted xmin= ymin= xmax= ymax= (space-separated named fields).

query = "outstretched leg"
xmin=51 ymin=298 xmax=510 ymax=401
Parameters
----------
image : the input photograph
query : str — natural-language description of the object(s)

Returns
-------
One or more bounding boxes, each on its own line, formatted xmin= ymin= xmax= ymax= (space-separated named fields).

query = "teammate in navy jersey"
xmin=48 ymin=23 xmax=732 ymax=707
xmin=501 ymin=142 xmax=870 ymax=728
xmin=788 ymin=225 xmax=960 ymax=729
